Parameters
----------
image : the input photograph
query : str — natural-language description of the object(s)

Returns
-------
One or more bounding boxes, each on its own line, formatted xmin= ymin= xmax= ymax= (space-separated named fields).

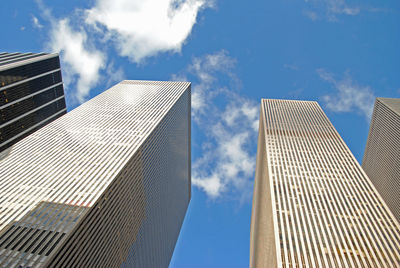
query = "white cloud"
xmin=35 ymin=0 xmax=211 ymax=102
xmin=318 ymin=69 xmax=375 ymax=119
xmin=192 ymin=100 xmax=258 ymax=200
xmin=48 ymin=19 xmax=106 ymax=103
xmin=304 ymin=0 xmax=360 ymax=21
xmin=35 ymin=0 xmax=107 ymax=103
xmin=32 ymin=16 xmax=43 ymax=29
xmin=85 ymin=0 xmax=213 ymax=62
xmin=192 ymin=174 xmax=224 ymax=199
xmin=175 ymin=51 xmax=258 ymax=201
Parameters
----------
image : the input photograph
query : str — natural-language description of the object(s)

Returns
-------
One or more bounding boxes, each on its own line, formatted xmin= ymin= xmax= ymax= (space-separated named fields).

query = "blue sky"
xmin=1 ymin=0 xmax=400 ymax=267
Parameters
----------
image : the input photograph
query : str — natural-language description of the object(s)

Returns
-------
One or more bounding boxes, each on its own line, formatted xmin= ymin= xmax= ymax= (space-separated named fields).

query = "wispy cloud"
xmin=304 ymin=0 xmax=360 ymax=21
xmin=105 ymin=61 xmax=126 ymax=88
xmin=303 ymin=10 xmax=319 ymax=21
xmin=284 ymin=63 xmax=300 ymax=71
xmin=183 ymin=50 xmax=237 ymax=121
xmin=85 ymin=0 xmax=213 ymax=62
xmin=32 ymin=16 xmax=43 ymax=29
xmin=174 ymin=51 xmax=258 ymax=201
xmin=318 ymin=68 xmax=375 ymax=119
xmin=287 ymin=88 xmax=304 ymax=98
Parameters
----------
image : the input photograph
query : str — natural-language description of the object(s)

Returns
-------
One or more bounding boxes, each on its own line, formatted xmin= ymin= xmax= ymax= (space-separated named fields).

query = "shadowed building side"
xmin=0 ymin=52 xmax=66 ymax=152
xmin=250 ymin=103 xmax=276 ymax=268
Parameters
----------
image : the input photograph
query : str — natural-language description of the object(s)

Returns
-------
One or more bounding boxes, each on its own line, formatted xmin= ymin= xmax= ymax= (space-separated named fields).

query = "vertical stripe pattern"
xmin=251 ymin=99 xmax=400 ymax=268
xmin=0 ymin=80 xmax=191 ymax=267
xmin=362 ymin=98 xmax=400 ymax=223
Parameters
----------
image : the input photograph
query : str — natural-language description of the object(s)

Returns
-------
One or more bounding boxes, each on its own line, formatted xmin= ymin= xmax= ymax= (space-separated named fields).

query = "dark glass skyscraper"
xmin=0 ymin=52 xmax=66 ymax=152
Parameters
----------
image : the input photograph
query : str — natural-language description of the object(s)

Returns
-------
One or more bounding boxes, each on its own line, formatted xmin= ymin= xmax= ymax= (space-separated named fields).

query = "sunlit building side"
xmin=250 ymin=99 xmax=400 ymax=267
xmin=0 ymin=80 xmax=191 ymax=267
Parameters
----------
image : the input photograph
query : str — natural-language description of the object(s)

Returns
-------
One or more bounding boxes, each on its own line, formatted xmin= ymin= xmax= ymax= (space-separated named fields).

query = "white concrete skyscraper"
xmin=362 ymin=97 xmax=400 ymax=222
xmin=250 ymin=99 xmax=400 ymax=267
xmin=0 ymin=80 xmax=191 ymax=267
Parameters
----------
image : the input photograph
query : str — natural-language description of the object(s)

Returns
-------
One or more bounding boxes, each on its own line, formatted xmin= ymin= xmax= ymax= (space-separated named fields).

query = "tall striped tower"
xmin=362 ymin=97 xmax=400 ymax=223
xmin=250 ymin=99 xmax=400 ymax=267
xmin=0 ymin=80 xmax=191 ymax=267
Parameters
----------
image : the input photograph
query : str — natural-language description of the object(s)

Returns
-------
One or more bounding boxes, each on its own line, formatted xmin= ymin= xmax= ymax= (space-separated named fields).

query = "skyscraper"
xmin=0 ymin=80 xmax=191 ymax=267
xmin=250 ymin=99 xmax=400 ymax=267
xmin=362 ymin=97 xmax=400 ymax=223
xmin=0 ymin=52 xmax=66 ymax=152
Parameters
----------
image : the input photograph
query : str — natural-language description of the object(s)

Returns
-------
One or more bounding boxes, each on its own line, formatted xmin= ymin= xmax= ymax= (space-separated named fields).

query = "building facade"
xmin=250 ymin=99 xmax=400 ymax=267
xmin=0 ymin=52 xmax=66 ymax=152
xmin=0 ymin=80 xmax=191 ymax=267
xmin=362 ymin=97 xmax=400 ymax=223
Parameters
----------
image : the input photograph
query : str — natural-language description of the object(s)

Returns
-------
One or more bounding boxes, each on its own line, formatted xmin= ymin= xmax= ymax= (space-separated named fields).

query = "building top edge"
xmin=377 ymin=97 xmax=400 ymax=116
xmin=261 ymin=98 xmax=318 ymax=104
xmin=120 ymin=80 xmax=191 ymax=86
xmin=0 ymin=53 xmax=59 ymax=72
